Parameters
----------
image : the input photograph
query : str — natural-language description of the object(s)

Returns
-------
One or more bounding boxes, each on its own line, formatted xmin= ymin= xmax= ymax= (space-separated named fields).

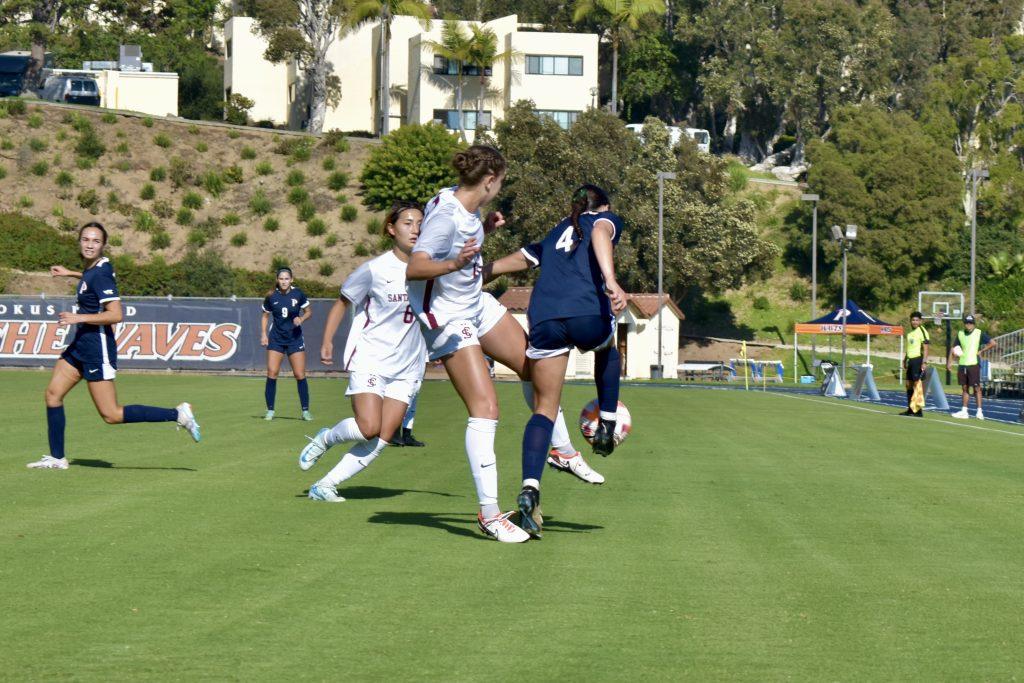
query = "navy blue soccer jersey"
xmin=263 ymin=287 xmax=310 ymax=343
xmin=67 ymin=257 xmax=120 ymax=364
xmin=521 ymin=210 xmax=623 ymax=325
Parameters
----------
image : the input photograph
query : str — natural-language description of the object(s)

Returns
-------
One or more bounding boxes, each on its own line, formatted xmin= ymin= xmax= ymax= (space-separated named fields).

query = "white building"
xmin=42 ymin=68 xmax=179 ymax=117
xmin=223 ymin=12 xmax=599 ymax=136
xmin=495 ymin=288 xmax=684 ymax=380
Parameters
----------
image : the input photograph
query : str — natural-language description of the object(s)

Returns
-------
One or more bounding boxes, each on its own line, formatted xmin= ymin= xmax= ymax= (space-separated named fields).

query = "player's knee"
xmin=44 ymin=388 xmax=63 ymax=407
xmin=472 ymin=399 xmax=499 ymax=421
xmin=100 ymin=410 xmax=122 ymax=425
xmin=355 ymin=416 xmax=379 ymax=440
xmin=294 ymin=373 xmax=306 ymax=381
xmin=267 ymin=371 xmax=279 ymax=380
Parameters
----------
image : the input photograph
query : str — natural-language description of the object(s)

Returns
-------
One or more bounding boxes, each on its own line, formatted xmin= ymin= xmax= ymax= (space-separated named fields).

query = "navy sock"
xmin=594 ymin=346 xmax=622 ymax=415
xmin=123 ymin=405 xmax=177 ymax=423
xmin=297 ymin=378 xmax=309 ymax=411
xmin=265 ymin=378 xmax=277 ymax=410
xmin=522 ymin=414 xmax=554 ymax=484
xmin=46 ymin=405 xmax=66 ymax=459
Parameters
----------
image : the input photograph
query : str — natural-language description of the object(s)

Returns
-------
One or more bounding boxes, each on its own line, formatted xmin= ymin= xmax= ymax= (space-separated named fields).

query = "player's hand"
xmin=483 ymin=211 xmax=505 ymax=234
xmin=605 ymin=280 xmax=628 ymax=314
xmin=50 ymin=265 xmax=75 ymax=278
xmin=292 ymin=317 xmax=302 ymax=327
xmin=57 ymin=311 xmax=82 ymax=326
xmin=321 ymin=343 xmax=333 ymax=365
xmin=260 ymin=335 xmax=268 ymax=347
xmin=946 ymin=362 xmax=953 ymax=372
xmin=452 ymin=238 xmax=480 ymax=270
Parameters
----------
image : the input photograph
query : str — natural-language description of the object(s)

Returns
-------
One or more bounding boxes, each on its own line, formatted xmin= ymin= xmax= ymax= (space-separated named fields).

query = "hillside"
xmin=0 ymin=100 xmax=380 ymax=296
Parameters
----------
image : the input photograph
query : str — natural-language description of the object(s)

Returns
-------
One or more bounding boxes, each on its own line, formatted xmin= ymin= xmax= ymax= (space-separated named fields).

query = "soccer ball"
xmin=952 ymin=345 xmax=963 ymax=359
xmin=579 ymin=399 xmax=632 ymax=447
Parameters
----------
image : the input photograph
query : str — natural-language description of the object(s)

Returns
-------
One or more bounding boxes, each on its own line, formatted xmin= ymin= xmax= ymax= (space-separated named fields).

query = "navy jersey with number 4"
xmin=262 ymin=287 xmax=310 ymax=344
xmin=521 ymin=210 xmax=623 ymax=325
xmin=68 ymin=256 xmax=120 ymax=364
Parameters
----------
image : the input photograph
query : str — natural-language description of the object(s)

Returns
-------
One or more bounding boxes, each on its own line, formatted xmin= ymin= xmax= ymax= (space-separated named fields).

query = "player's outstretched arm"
xmin=50 ymin=265 xmax=82 ymax=279
xmin=406 ymin=241 xmax=479 ymax=281
xmin=320 ymin=298 xmax=348 ymax=365
xmin=482 ymin=251 xmax=529 ymax=284
xmin=591 ymin=221 xmax=627 ymax=314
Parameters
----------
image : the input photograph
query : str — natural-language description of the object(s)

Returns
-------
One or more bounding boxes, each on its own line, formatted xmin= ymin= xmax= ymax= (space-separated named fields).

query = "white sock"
xmin=321 ymin=438 xmax=387 ymax=487
xmin=466 ymin=417 xmax=499 ymax=517
xmin=403 ymin=392 xmax=418 ymax=430
xmin=521 ymin=383 xmax=576 ymax=456
xmin=523 ymin=477 xmax=540 ymax=490
xmin=325 ymin=417 xmax=367 ymax=447
xmin=600 ymin=410 xmax=618 ymax=421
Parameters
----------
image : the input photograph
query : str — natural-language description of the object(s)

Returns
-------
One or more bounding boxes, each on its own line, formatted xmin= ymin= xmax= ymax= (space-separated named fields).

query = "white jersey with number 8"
xmin=340 ymin=251 xmax=426 ymax=381
xmin=407 ymin=187 xmax=484 ymax=329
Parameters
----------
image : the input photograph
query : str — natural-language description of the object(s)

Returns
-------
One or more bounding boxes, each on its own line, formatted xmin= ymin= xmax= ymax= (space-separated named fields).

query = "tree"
xmin=348 ymin=0 xmax=431 ymax=136
xmin=241 ymin=0 xmax=348 ymax=133
xmin=572 ymin=0 xmax=666 ymax=116
xmin=424 ymin=19 xmax=474 ymax=141
xmin=618 ymin=31 xmax=688 ymax=122
xmin=465 ymin=23 xmax=518 ymax=128
xmin=359 ymin=123 xmax=462 ymax=210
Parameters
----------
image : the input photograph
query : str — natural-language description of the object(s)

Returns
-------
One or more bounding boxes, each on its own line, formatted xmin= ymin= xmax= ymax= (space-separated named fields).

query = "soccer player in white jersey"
xmin=406 ymin=145 xmax=600 ymax=544
xmin=297 ymin=201 xmax=426 ymax=501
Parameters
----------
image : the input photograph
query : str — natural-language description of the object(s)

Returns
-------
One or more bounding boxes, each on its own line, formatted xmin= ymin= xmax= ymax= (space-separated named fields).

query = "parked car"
xmin=0 ymin=54 xmax=31 ymax=97
xmin=39 ymin=75 xmax=101 ymax=106
xmin=626 ymin=122 xmax=712 ymax=154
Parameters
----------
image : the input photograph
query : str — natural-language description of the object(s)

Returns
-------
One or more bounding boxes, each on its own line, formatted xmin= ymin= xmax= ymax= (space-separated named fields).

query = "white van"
xmin=626 ymin=122 xmax=711 ymax=154
xmin=39 ymin=74 xmax=101 ymax=106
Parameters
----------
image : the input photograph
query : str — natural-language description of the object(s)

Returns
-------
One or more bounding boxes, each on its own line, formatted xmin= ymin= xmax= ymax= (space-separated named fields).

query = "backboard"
xmin=918 ymin=291 xmax=964 ymax=326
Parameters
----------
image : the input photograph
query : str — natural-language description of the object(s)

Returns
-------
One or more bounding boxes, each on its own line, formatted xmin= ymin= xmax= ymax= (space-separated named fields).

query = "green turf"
xmin=2 ymin=370 xmax=1024 ymax=680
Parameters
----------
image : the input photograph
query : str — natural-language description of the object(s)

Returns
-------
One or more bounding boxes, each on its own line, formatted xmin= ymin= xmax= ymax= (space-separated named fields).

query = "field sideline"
xmin=2 ymin=370 xmax=1023 ymax=680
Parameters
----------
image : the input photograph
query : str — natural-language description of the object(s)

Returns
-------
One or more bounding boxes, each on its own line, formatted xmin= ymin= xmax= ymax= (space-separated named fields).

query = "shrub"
xmin=56 ymin=129 xmax=67 ymax=141
xmin=0 ymin=213 xmax=80 ymax=272
xmin=176 ymin=207 xmax=194 ymax=225
xmin=153 ymin=133 xmax=172 ymax=148
xmin=0 ymin=165 xmax=6 ymax=180
xmin=223 ymin=165 xmax=244 ymax=183
xmin=275 ymin=136 xmax=314 ymax=162
xmin=201 ymin=170 xmax=224 ymax=197
xmin=1 ymin=137 xmax=13 ymax=149
xmin=230 ymin=231 xmax=248 ymax=247
xmin=28 ymin=113 xmax=43 ymax=128
xmin=142 ymin=116 xmax=154 ymax=128
xmin=224 ymin=94 xmax=254 ymax=126
xmin=227 ymin=129 xmax=240 ymax=139
xmin=221 ymin=212 xmax=241 ymax=226
xmin=255 ymin=160 xmax=273 ymax=175
xmin=76 ymin=156 xmax=95 ymax=170
xmin=152 ymin=199 xmax=174 ymax=219
xmin=752 ymin=295 xmax=770 ymax=311
xmin=287 ymin=187 xmax=309 ymax=205
xmin=322 ymin=157 xmax=336 ymax=171
xmin=297 ymin=201 xmax=316 ymax=222
xmin=77 ymin=189 xmax=100 ymax=213
xmin=340 ymin=204 xmax=358 ymax=222
xmin=101 ymin=112 xmax=117 ymax=124
xmin=150 ymin=230 xmax=171 ymax=250
xmin=56 ymin=170 xmax=74 ymax=188
xmin=18 ymin=196 xmax=33 ymax=208
xmin=75 ymin=125 xmax=106 ymax=160
xmin=328 ymin=171 xmax=349 ymax=191
xmin=114 ymin=159 xmax=131 ymax=172
xmin=325 ymin=233 xmax=338 ymax=247
xmin=188 ymin=124 xmax=200 ymax=135
xmin=789 ymin=281 xmax=810 ymax=302
xmin=306 ymin=218 xmax=326 ymax=236
xmin=360 ymin=123 xmax=460 ymax=209
xmin=5 ymin=99 xmax=27 ymax=116
xmin=140 ymin=183 xmax=156 ymax=200
xmin=169 ymin=157 xmax=194 ymax=187
xmin=149 ymin=166 xmax=166 ymax=182
xmin=29 ymin=137 xmax=47 ymax=152
xmin=308 ymin=246 xmax=323 ymax=259
xmin=108 ymin=234 xmax=123 ymax=247
xmin=271 ymin=255 xmax=289 ymax=272
xmin=187 ymin=228 xmax=207 ymax=246
xmin=366 ymin=217 xmax=382 ymax=234
xmin=195 ymin=141 xmax=208 ymax=153
xmin=353 ymin=241 xmax=370 ymax=256
xmin=134 ymin=210 xmax=158 ymax=232
xmin=286 ymin=169 xmax=305 ymax=186
xmin=321 ymin=129 xmax=349 ymax=154
xmin=318 ymin=262 xmax=335 ymax=277
xmin=182 ymin=191 xmax=204 ymax=209
xmin=249 ymin=190 xmax=272 ymax=216
xmin=241 ymin=146 xmax=257 ymax=160
xmin=336 ymin=193 xmax=348 ymax=203
xmin=263 ymin=216 xmax=280 ymax=232
xmin=98 ymin=174 xmax=110 ymax=187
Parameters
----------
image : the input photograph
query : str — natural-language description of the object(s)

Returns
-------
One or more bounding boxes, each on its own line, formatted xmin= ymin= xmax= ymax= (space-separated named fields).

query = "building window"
xmin=433 ymin=109 xmax=492 ymax=131
xmin=526 ymin=55 xmax=583 ymax=76
xmin=536 ymin=110 xmax=580 ymax=129
xmin=226 ymin=39 xmax=232 ymax=59
xmin=433 ymin=55 xmax=491 ymax=77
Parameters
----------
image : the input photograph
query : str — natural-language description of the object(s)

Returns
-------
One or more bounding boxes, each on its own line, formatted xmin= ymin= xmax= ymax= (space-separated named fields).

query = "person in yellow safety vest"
xmin=900 ymin=311 xmax=929 ymax=417
xmin=946 ymin=314 xmax=997 ymax=420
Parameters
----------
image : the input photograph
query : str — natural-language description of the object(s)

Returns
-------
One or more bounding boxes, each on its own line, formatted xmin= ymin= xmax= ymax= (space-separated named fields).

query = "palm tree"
xmin=465 ymin=24 xmax=520 ymax=131
xmin=424 ymin=20 xmax=474 ymax=141
xmin=349 ymin=0 xmax=432 ymax=136
xmin=572 ymin=0 xmax=666 ymax=115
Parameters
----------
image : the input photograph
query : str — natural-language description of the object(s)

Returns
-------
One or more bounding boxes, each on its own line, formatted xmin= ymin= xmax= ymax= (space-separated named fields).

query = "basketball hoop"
xmin=934 ymin=311 xmax=944 ymax=327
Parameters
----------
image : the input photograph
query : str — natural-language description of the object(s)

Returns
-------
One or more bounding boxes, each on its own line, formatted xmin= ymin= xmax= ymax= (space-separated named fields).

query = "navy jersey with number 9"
xmin=262 ymin=287 xmax=310 ymax=345
xmin=520 ymin=210 xmax=623 ymax=325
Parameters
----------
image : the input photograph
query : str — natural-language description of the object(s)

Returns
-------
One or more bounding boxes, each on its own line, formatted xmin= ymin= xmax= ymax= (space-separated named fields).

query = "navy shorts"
xmin=61 ymin=349 xmax=117 ymax=382
xmin=268 ymin=338 xmax=306 ymax=355
xmin=527 ymin=315 xmax=614 ymax=360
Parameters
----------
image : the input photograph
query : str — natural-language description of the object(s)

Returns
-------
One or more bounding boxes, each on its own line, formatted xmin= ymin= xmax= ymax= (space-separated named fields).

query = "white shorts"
xmin=422 ymin=293 xmax=507 ymax=361
xmin=345 ymin=372 xmax=421 ymax=404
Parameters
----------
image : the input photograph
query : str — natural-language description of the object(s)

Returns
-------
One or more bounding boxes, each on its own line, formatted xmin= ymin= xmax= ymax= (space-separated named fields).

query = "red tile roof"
xmin=496 ymin=287 xmax=684 ymax=320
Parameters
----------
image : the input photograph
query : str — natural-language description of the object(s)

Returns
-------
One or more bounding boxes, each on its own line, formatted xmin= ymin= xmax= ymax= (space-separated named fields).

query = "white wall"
xmin=224 ymin=16 xmax=290 ymax=125
xmin=506 ymin=30 xmax=598 ymax=113
xmin=44 ymin=68 xmax=179 ymax=117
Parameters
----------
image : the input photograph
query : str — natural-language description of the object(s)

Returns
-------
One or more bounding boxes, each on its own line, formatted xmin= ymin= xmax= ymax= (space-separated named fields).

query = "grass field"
xmin=3 ymin=370 xmax=1024 ymax=680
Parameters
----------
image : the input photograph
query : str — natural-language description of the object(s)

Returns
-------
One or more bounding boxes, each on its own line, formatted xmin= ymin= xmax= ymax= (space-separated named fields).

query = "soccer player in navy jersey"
xmin=27 ymin=223 xmax=200 ymax=470
xmin=260 ymin=267 xmax=312 ymax=421
xmin=484 ymin=185 xmax=627 ymax=537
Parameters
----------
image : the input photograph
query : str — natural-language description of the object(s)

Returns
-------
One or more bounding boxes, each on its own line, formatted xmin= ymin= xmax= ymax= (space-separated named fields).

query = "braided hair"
xmin=568 ymin=184 xmax=611 ymax=251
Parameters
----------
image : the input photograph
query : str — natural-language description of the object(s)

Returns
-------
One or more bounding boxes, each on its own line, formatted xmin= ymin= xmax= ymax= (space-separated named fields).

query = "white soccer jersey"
xmin=340 ymin=251 xmax=426 ymax=381
xmin=407 ymin=187 xmax=485 ymax=329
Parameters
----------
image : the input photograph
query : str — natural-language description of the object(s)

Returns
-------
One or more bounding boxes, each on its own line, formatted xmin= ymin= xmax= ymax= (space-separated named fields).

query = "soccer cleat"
xmin=387 ymin=432 xmax=405 ymax=447
xmin=401 ymin=428 xmax=425 ymax=447
xmin=301 ymin=410 xmax=313 ymax=421
xmin=976 ymin=410 xmax=985 ymax=421
xmin=476 ymin=510 xmax=530 ymax=543
xmin=913 ymin=410 xmax=924 ymax=417
xmin=299 ymin=427 xmax=331 ymax=471
xmin=176 ymin=402 xmax=201 ymax=442
xmin=264 ymin=410 xmax=275 ymax=421
xmin=951 ymin=408 xmax=969 ymax=419
xmin=516 ymin=486 xmax=543 ymax=539
xmin=591 ymin=419 xmax=616 ymax=457
xmin=547 ymin=449 xmax=605 ymax=484
xmin=308 ymin=482 xmax=345 ymax=502
xmin=27 ymin=455 xmax=69 ymax=470
xmin=899 ymin=409 xmax=913 ymax=416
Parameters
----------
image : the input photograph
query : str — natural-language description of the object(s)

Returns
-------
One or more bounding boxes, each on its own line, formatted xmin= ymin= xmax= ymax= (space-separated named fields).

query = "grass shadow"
xmin=542 ymin=516 xmax=604 ymax=533
xmin=71 ymin=458 xmax=197 ymax=472
xmin=294 ymin=486 xmax=460 ymax=500
xmin=252 ymin=415 xmax=304 ymax=421
xmin=365 ymin=510 xmax=483 ymax=539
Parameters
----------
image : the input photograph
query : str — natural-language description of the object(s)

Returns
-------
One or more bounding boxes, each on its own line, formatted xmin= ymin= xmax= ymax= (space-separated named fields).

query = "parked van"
xmin=0 ymin=54 xmax=32 ymax=97
xmin=626 ymin=122 xmax=711 ymax=154
xmin=39 ymin=75 xmax=101 ymax=106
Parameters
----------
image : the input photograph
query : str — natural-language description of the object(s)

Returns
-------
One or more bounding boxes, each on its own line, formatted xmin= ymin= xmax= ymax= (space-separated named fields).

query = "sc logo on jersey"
xmin=461 ymin=326 xmax=472 ymax=339
xmin=367 ymin=376 xmax=377 ymax=387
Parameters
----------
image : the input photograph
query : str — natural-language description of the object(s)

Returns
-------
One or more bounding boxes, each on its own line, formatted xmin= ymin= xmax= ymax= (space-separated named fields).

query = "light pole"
xmin=800 ymin=193 xmax=819 ymax=370
xmin=653 ymin=170 xmax=677 ymax=380
xmin=969 ymin=167 xmax=988 ymax=315
xmin=831 ymin=224 xmax=858 ymax=383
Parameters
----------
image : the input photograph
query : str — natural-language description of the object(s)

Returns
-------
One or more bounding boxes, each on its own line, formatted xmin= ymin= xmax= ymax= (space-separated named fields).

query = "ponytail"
xmin=568 ymin=184 xmax=610 ymax=251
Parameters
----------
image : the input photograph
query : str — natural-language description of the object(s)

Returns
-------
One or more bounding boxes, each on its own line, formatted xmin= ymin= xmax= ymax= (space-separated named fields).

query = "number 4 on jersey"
xmin=555 ymin=226 xmax=575 ymax=253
